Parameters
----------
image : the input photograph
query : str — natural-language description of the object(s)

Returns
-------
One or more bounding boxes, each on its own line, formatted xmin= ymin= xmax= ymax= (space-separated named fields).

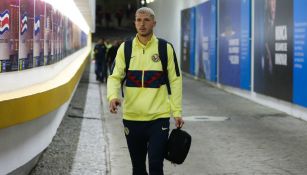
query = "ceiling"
xmin=73 ymin=0 xmax=141 ymax=33
xmin=74 ymin=0 xmax=96 ymax=33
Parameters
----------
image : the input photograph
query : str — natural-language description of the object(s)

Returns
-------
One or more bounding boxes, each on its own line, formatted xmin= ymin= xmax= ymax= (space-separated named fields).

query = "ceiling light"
xmin=42 ymin=0 xmax=90 ymax=33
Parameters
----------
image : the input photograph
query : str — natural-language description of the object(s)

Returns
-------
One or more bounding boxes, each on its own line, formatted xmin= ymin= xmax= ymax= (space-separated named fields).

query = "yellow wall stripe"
xmin=0 ymin=49 xmax=90 ymax=129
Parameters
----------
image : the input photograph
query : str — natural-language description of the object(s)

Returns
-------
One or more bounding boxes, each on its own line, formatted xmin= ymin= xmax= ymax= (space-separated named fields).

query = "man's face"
xmin=135 ymin=12 xmax=156 ymax=37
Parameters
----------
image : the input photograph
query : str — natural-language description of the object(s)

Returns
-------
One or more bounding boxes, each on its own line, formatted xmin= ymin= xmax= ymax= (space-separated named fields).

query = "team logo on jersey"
xmin=21 ymin=13 xmax=28 ymax=35
xmin=152 ymin=54 xmax=160 ymax=62
xmin=124 ymin=127 xmax=129 ymax=136
xmin=0 ymin=10 xmax=10 ymax=35
xmin=34 ymin=16 xmax=40 ymax=35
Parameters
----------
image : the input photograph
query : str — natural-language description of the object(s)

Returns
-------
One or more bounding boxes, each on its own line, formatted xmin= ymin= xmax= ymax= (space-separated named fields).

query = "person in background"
xmin=93 ymin=38 xmax=107 ymax=82
xmin=107 ymin=40 xmax=120 ymax=74
xmin=116 ymin=9 xmax=124 ymax=27
xmin=107 ymin=7 xmax=184 ymax=175
xmin=105 ymin=12 xmax=112 ymax=28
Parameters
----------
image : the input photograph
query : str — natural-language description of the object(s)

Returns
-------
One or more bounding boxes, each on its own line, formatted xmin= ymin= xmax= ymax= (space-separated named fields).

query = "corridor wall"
xmin=148 ymin=0 xmax=208 ymax=67
xmin=218 ymin=0 xmax=251 ymax=90
xmin=195 ymin=0 xmax=217 ymax=81
xmin=0 ymin=0 xmax=87 ymax=73
xmin=0 ymin=0 xmax=91 ymax=174
xmin=180 ymin=7 xmax=196 ymax=75
xmin=149 ymin=0 xmax=307 ymax=121
xmin=254 ymin=0 xmax=293 ymax=102
xmin=293 ymin=1 xmax=307 ymax=107
xmin=254 ymin=0 xmax=307 ymax=108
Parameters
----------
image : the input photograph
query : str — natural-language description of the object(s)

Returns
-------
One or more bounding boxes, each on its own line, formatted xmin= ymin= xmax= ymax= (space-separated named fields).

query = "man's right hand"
xmin=109 ymin=98 xmax=121 ymax=114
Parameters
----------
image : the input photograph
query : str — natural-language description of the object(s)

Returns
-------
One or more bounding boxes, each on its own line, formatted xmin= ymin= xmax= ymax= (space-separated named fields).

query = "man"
xmin=264 ymin=0 xmax=276 ymax=75
xmin=106 ymin=40 xmax=120 ymax=73
xmin=93 ymin=38 xmax=107 ymax=82
xmin=263 ymin=0 xmax=276 ymax=94
xmin=107 ymin=7 xmax=184 ymax=175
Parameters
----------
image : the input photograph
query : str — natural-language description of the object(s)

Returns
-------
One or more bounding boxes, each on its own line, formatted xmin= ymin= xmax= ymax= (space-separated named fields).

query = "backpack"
xmin=119 ymin=38 xmax=180 ymax=97
xmin=165 ymin=128 xmax=192 ymax=164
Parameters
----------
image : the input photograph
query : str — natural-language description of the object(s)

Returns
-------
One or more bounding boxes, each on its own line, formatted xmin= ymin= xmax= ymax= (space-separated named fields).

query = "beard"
xmin=138 ymin=29 xmax=153 ymax=37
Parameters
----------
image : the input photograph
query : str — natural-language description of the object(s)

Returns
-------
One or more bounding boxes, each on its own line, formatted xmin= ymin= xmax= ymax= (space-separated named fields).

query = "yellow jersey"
xmin=107 ymin=34 xmax=182 ymax=121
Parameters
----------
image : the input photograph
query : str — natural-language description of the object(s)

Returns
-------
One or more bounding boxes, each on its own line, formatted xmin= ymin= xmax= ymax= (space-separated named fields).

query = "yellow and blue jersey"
xmin=107 ymin=34 xmax=182 ymax=121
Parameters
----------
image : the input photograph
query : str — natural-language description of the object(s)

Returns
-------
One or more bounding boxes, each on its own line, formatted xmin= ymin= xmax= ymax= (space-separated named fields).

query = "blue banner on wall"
xmin=195 ymin=0 xmax=217 ymax=81
xmin=240 ymin=0 xmax=251 ymax=90
xmin=293 ymin=0 xmax=307 ymax=107
xmin=254 ymin=0 xmax=293 ymax=102
xmin=218 ymin=0 xmax=251 ymax=90
xmin=180 ymin=7 xmax=196 ymax=75
xmin=190 ymin=7 xmax=196 ymax=75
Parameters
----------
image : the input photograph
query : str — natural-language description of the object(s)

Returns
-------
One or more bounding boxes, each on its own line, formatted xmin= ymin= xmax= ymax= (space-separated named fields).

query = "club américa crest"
xmin=151 ymin=53 xmax=160 ymax=62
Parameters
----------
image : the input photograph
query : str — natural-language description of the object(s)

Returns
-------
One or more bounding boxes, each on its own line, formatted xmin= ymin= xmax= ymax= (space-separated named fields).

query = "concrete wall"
xmin=148 ymin=0 xmax=208 ymax=65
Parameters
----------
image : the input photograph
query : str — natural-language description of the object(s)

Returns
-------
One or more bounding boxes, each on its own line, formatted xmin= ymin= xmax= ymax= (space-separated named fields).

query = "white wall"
xmin=0 ymin=44 xmax=90 ymax=174
xmin=148 ymin=0 xmax=208 ymax=64
xmin=0 ymin=99 xmax=71 ymax=174
xmin=0 ymin=47 xmax=89 ymax=94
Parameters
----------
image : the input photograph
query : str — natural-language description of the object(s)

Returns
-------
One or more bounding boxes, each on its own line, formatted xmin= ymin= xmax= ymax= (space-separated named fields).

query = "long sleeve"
xmin=107 ymin=43 xmax=125 ymax=102
xmin=167 ymin=44 xmax=182 ymax=117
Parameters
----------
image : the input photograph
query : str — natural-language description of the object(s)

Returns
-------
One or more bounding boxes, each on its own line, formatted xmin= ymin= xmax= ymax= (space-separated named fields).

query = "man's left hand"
xmin=174 ymin=117 xmax=184 ymax=128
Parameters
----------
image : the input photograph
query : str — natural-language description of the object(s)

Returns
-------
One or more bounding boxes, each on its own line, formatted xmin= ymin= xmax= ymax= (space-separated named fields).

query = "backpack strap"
xmin=170 ymin=44 xmax=181 ymax=77
xmin=121 ymin=38 xmax=177 ymax=97
xmin=158 ymin=38 xmax=171 ymax=95
xmin=121 ymin=40 xmax=133 ymax=97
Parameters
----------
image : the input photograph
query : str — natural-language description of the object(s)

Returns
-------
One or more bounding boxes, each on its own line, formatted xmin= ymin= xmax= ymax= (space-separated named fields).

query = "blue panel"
xmin=240 ymin=0 xmax=251 ymax=90
xmin=254 ymin=0 xmax=293 ymax=101
xmin=293 ymin=0 xmax=307 ymax=107
xmin=218 ymin=0 xmax=242 ymax=87
xmin=210 ymin=0 xmax=217 ymax=81
xmin=219 ymin=0 xmax=251 ymax=89
xmin=189 ymin=7 xmax=196 ymax=75
xmin=195 ymin=0 xmax=217 ymax=81
xmin=180 ymin=9 xmax=192 ymax=73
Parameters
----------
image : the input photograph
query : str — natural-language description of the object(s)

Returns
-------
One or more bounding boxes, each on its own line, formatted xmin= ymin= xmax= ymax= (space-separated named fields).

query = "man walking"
xmin=107 ymin=7 xmax=183 ymax=175
xmin=93 ymin=38 xmax=107 ymax=82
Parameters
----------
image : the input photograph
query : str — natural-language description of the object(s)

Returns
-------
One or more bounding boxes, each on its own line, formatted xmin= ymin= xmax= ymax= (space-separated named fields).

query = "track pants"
xmin=123 ymin=118 xmax=170 ymax=175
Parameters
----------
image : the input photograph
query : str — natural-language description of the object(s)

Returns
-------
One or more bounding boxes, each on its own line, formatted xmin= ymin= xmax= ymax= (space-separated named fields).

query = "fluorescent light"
xmin=146 ymin=0 xmax=155 ymax=4
xmin=42 ymin=0 xmax=90 ymax=33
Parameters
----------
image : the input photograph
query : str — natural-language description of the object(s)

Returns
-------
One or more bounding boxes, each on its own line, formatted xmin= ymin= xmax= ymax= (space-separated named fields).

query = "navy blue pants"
xmin=123 ymin=118 xmax=170 ymax=175
xmin=95 ymin=61 xmax=107 ymax=82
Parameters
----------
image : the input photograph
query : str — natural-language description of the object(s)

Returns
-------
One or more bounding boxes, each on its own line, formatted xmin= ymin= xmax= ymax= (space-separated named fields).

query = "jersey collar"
xmin=135 ymin=34 xmax=157 ymax=48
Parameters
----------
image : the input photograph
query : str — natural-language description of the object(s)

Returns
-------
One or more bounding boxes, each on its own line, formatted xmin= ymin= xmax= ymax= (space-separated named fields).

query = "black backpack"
xmin=118 ymin=38 xmax=180 ymax=97
xmin=165 ymin=128 xmax=192 ymax=164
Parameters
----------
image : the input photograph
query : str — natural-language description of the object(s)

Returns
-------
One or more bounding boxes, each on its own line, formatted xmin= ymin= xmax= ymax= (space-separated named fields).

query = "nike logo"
xmin=162 ymin=127 xmax=168 ymax=131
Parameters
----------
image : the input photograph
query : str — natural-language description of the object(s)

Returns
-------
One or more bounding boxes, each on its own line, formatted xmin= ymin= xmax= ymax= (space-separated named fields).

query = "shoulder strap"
xmin=170 ymin=44 xmax=180 ymax=77
xmin=124 ymin=40 xmax=133 ymax=73
xmin=122 ymin=38 xmax=177 ymax=97
xmin=158 ymin=38 xmax=171 ymax=95
xmin=121 ymin=40 xmax=133 ymax=97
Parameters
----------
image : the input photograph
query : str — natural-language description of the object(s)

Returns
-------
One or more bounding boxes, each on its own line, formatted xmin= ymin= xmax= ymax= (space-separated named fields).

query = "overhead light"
xmin=141 ymin=0 xmax=145 ymax=5
xmin=146 ymin=0 xmax=154 ymax=3
xmin=42 ymin=0 xmax=90 ymax=33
